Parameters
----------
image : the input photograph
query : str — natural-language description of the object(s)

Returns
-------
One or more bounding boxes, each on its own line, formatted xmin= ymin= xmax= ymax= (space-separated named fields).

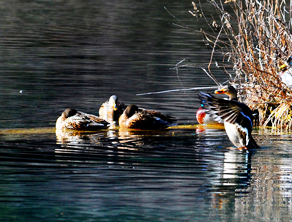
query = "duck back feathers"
xmin=119 ymin=105 xmax=176 ymax=129
xmin=56 ymin=108 xmax=110 ymax=131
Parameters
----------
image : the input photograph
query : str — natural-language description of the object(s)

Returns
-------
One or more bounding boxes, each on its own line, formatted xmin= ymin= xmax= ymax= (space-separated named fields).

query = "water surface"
xmin=0 ymin=1 xmax=291 ymax=221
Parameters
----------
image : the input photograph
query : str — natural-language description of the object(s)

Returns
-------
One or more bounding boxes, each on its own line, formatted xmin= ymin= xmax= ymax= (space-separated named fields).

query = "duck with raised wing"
xmin=198 ymin=85 xmax=259 ymax=149
xmin=119 ymin=105 xmax=177 ymax=129
xmin=56 ymin=108 xmax=110 ymax=131
xmin=196 ymin=105 xmax=220 ymax=125
xmin=196 ymin=85 xmax=237 ymax=125
xmin=99 ymin=95 xmax=126 ymax=124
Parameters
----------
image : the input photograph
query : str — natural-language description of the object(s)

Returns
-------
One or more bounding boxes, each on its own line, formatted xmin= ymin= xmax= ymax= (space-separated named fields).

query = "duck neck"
xmin=228 ymin=92 xmax=238 ymax=101
xmin=230 ymin=95 xmax=238 ymax=101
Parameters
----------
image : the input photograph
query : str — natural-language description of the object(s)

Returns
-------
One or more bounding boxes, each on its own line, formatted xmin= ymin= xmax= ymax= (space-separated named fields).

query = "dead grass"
xmin=190 ymin=0 xmax=292 ymax=130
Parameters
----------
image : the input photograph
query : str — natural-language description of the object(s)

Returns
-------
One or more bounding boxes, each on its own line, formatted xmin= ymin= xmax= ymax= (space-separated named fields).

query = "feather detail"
xmin=99 ymin=95 xmax=126 ymax=124
xmin=119 ymin=105 xmax=176 ymax=129
xmin=56 ymin=108 xmax=110 ymax=131
xmin=198 ymin=91 xmax=259 ymax=148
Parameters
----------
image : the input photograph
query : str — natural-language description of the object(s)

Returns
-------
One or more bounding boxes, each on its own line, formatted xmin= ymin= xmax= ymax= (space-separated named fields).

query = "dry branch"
xmin=192 ymin=0 xmax=292 ymax=130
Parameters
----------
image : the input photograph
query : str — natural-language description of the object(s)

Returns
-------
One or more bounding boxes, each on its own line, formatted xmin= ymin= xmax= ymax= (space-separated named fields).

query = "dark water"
xmin=0 ymin=0 xmax=292 ymax=221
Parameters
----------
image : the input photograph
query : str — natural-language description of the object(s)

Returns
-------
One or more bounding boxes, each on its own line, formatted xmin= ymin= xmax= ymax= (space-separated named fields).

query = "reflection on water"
xmin=222 ymin=148 xmax=250 ymax=185
xmin=1 ymin=0 xmax=292 ymax=221
xmin=56 ymin=128 xmax=108 ymax=147
xmin=2 ymin=127 xmax=292 ymax=221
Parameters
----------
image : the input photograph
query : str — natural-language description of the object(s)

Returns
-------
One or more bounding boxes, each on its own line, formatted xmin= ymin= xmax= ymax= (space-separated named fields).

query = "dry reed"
xmin=190 ymin=0 xmax=292 ymax=130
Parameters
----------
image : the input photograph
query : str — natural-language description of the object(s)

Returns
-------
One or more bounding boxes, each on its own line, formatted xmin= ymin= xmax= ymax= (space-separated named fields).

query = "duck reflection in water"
xmin=56 ymin=128 xmax=108 ymax=147
xmin=212 ymin=148 xmax=253 ymax=209
xmin=117 ymin=128 xmax=171 ymax=147
xmin=56 ymin=126 xmax=152 ymax=150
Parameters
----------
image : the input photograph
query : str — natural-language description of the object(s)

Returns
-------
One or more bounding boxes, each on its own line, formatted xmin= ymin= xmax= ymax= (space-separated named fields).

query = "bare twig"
xmin=194 ymin=0 xmax=292 ymax=129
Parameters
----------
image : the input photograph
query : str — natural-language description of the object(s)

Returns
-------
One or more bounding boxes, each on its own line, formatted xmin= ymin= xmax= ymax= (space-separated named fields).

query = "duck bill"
xmin=215 ymin=89 xmax=226 ymax=94
xmin=113 ymin=104 xmax=118 ymax=111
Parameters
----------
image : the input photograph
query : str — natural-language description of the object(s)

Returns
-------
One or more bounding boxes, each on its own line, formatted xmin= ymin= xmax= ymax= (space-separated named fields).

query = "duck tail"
xmin=247 ymin=136 xmax=260 ymax=149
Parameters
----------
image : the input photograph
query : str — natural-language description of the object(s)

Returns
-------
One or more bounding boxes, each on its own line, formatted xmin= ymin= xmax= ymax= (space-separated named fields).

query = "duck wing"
xmin=198 ymin=92 xmax=253 ymax=131
xmin=125 ymin=110 xmax=175 ymax=129
xmin=125 ymin=112 xmax=154 ymax=129
xmin=63 ymin=112 xmax=91 ymax=130
xmin=87 ymin=114 xmax=111 ymax=128
xmin=66 ymin=111 xmax=109 ymax=130
xmin=141 ymin=110 xmax=177 ymax=125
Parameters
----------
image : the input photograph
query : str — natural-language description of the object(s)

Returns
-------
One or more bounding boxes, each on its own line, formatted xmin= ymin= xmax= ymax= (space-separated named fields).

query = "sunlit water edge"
xmin=1 ymin=125 xmax=292 ymax=221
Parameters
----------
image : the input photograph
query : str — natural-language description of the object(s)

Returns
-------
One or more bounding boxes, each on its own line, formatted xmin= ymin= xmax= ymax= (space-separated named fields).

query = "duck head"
xmin=215 ymin=85 xmax=238 ymax=100
xmin=124 ymin=105 xmax=139 ymax=118
xmin=109 ymin=95 xmax=118 ymax=111
xmin=63 ymin=108 xmax=77 ymax=118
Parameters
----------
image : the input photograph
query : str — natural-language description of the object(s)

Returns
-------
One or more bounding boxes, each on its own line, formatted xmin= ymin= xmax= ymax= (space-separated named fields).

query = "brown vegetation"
xmin=191 ymin=0 xmax=292 ymax=130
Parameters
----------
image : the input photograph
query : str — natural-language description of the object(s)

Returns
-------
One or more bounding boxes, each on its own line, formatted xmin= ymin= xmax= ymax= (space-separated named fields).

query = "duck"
xmin=99 ymin=95 xmax=126 ymax=124
xmin=56 ymin=108 xmax=110 ymax=131
xmin=119 ymin=105 xmax=177 ymax=129
xmin=196 ymin=85 xmax=237 ymax=125
xmin=198 ymin=85 xmax=259 ymax=149
xmin=215 ymin=84 xmax=238 ymax=99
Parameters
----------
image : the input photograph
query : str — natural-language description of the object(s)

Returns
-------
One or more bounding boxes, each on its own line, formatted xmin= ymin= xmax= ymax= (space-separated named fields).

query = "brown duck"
xmin=99 ymin=95 xmax=126 ymax=124
xmin=56 ymin=108 xmax=110 ymax=131
xmin=119 ymin=105 xmax=177 ymax=129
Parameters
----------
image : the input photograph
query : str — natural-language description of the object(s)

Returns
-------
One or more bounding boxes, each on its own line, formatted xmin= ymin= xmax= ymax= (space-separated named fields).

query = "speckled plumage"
xmin=56 ymin=108 xmax=110 ymax=131
xmin=119 ymin=105 xmax=177 ymax=129
xmin=196 ymin=85 xmax=237 ymax=125
xmin=199 ymin=87 xmax=259 ymax=149
xmin=99 ymin=95 xmax=126 ymax=124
